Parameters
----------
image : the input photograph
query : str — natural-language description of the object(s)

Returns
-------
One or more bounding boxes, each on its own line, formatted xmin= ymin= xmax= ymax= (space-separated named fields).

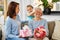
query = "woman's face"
xmin=34 ymin=9 xmax=42 ymax=18
xmin=15 ymin=5 xmax=19 ymax=15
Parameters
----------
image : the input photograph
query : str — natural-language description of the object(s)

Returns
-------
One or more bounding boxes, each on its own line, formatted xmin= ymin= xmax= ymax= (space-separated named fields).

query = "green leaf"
xmin=41 ymin=0 xmax=48 ymax=8
xmin=52 ymin=0 xmax=59 ymax=2
xmin=0 ymin=8 xmax=3 ymax=11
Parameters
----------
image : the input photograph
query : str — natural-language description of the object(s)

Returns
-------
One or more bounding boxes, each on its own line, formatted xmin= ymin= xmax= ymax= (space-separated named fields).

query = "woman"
xmin=28 ymin=8 xmax=49 ymax=40
xmin=5 ymin=1 xmax=25 ymax=40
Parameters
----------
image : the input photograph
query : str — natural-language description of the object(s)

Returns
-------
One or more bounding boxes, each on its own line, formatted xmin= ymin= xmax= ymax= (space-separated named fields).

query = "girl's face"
xmin=27 ymin=7 xmax=33 ymax=13
xmin=34 ymin=9 xmax=42 ymax=18
xmin=15 ymin=5 xmax=19 ymax=15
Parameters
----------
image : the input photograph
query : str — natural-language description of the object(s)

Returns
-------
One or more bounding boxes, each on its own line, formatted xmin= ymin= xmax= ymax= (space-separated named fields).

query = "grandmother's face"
xmin=34 ymin=8 xmax=43 ymax=18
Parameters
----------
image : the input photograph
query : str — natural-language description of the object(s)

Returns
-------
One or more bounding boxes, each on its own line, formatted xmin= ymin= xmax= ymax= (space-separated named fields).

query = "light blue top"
xmin=5 ymin=15 xmax=25 ymax=40
xmin=27 ymin=16 xmax=34 ymax=21
xmin=28 ymin=19 xmax=49 ymax=36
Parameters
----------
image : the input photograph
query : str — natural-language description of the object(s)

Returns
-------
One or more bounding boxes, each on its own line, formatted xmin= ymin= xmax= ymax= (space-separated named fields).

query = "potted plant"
xmin=0 ymin=8 xmax=3 ymax=16
xmin=52 ymin=0 xmax=59 ymax=2
xmin=0 ymin=8 xmax=3 ymax=11
xmin=40 ymin=0 xmax=59 ymax=15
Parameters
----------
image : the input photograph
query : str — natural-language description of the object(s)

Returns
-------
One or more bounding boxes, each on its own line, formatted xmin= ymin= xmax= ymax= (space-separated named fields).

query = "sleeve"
xmin=5 ymin=20 xmax=19 ymax=38
xmin=44 ymin=20 xmax=49 ymax=36
xmin=16 ymin=15 xmax=22 ymax=29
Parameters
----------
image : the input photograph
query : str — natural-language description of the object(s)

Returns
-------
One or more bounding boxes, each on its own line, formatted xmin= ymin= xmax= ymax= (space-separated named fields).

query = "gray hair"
xmin=34 ymin=7 xmax=41 ymax=10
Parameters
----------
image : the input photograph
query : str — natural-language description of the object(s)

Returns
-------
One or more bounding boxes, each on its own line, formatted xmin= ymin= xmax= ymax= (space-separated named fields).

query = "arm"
xmin=5 ymin=20 xmax=19 ymax=38
xmin=16 ymin=15 xmax=21 ymax=30
xmin=44 ymin=20 xmax=49 ymax=36
xmin=27 ymin=11 xmax=35 ymax=16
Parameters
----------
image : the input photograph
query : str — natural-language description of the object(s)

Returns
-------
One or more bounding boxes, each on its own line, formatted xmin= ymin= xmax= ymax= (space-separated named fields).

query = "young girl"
xmin=28 ymin=8 xmax=49 ymax=40
xmin=27 ymin=5 xmax=35 ymax=21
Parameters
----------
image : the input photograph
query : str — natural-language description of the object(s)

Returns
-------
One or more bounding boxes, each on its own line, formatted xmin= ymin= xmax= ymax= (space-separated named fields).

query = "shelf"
xmin=51 ymin=11 xmax=60 ymax=13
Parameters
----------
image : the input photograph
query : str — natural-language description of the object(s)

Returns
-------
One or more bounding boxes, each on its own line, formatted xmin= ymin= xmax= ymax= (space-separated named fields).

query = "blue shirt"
xmin=28 ymin=19 xmax=49 ymax=36
xmin=5 ymin=16 xmax=25 ymax=40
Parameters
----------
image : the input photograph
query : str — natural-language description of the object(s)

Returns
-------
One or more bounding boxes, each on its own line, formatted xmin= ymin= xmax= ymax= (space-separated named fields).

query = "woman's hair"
xmin=27 ymin=5 xmax=33 ymax=9
xmin=7 ymin=1 xmax=19 ymax=18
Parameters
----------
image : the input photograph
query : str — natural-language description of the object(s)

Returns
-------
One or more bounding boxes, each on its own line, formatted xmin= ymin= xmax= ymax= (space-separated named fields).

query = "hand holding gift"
xmin=19 ymin=25 xmax=32 ymax=37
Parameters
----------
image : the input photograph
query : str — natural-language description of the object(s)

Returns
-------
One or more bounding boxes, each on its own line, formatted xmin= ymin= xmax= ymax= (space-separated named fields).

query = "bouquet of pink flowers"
xmin=34 ymin=26 xmax=46 ymax=39
xmin=19 ymin=25 xmax=32 ymax=37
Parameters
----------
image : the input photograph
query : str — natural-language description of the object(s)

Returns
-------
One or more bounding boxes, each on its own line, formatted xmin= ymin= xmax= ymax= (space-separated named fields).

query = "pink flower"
xmin=34 ymin=26 xmax=46 ymax=39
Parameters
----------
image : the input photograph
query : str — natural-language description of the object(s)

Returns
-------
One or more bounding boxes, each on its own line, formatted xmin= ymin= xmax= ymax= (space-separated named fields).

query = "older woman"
xmin=5 ymin=1 xmax=25 ymax=40
xmin=28 ymin=8 xmax=49 ymax=40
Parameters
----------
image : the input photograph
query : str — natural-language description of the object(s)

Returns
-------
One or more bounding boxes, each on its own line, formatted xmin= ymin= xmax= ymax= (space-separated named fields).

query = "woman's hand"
xmin=18 ymin=34 xmax=22 ymax=38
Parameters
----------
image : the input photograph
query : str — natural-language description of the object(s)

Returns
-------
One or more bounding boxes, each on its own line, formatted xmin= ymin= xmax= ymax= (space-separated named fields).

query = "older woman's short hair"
xmin=7 ymin=1 xmax=19 ymax=18
xmin=34 ymin=7 xmax=43 ymax=16
xmin=34 ymin=7 xmax=41 ymax=11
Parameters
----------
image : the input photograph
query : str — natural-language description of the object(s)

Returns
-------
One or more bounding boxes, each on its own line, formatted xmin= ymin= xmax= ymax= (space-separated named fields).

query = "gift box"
xmin=19 ymin=25 xmax=32 ymax=37
xmin=34 ymin=26 xmax=46 ymax=39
